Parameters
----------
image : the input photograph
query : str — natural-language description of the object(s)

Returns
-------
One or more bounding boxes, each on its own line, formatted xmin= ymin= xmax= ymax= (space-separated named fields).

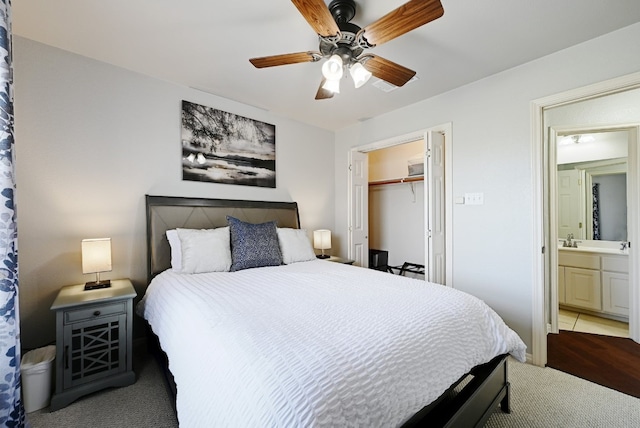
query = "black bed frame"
xmin=144 ymin=195 xmax=512 ymax=428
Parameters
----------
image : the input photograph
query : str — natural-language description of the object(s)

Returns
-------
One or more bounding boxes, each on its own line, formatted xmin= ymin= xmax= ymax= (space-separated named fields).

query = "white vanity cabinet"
xmin=559 ymin=251 xmax=601 ymax=311
xmin=601 ymin=255 xmax=629 ymax=316
xmin=564 ymin=267 xmax=602 ymax=310
xmin=558 ymin=249 xmax=629 ymax=318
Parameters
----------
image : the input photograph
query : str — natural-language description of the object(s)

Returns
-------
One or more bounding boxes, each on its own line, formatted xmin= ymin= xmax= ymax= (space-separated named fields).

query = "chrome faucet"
xmin=564 ymin=233 xmax=573 ymax=247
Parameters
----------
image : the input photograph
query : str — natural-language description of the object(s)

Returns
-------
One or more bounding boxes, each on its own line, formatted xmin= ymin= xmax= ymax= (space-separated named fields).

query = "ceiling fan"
xmin=249 ymin=0 xmax=444 ymax=100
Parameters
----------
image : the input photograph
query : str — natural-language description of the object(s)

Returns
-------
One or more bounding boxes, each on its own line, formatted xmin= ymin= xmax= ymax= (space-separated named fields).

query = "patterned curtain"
xmin=592 ymin=183 xmax=600 ymax=240
xmin=0 ymin=1 xmax=26 ymax=426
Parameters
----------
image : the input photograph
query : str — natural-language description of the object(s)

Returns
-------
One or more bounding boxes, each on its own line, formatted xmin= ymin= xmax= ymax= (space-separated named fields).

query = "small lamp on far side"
xmin=82 ymin=238 xmax=112 ymax=290
xmin=313 ymin=230 xmax=331 ymax=259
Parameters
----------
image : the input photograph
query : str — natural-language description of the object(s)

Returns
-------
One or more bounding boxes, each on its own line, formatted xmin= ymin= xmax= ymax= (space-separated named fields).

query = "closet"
xmin=368 ymin=140 xmax=425 ymax=279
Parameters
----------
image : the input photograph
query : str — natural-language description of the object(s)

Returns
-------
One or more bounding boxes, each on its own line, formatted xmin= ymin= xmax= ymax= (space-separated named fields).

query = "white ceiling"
xmin=13 ymin=1 xmax=640 ymax=131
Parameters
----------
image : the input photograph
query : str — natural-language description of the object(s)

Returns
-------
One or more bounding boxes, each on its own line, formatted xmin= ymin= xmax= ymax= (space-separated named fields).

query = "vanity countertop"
xmin=558 ymin=245 xmax=628 ymax=255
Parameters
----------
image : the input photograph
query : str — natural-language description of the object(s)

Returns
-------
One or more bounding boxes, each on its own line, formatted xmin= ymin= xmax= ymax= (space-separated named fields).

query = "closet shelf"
xmin=368 ymin=175 xmax=424 ymax=187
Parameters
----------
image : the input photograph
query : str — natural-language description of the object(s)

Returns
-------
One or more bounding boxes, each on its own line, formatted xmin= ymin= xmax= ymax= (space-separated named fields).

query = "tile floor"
xmin=559 ymin=308 xmax=629 ymax=338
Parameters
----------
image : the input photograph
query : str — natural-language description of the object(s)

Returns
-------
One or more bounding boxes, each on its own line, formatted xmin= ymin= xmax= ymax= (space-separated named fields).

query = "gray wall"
xmin=593 ymin=174 xmax=627 ymax=241
xmin=14 ymin=37 xmax=336 ymax=349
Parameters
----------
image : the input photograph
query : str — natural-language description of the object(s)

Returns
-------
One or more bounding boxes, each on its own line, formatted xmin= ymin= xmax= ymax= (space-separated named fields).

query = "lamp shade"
xmin=313 ymin=230 xmax=331 ymax=250
xmin=82 ymin=238 xmax=112 ymax=274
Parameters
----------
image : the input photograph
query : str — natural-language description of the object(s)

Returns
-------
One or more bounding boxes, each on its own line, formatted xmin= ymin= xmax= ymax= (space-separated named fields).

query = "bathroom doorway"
xmin=552 ymin=128 xmax=631 ymax=338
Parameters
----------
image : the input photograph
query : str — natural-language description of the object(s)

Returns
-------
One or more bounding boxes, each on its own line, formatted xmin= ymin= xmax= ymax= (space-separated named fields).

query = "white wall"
xmin=14 ymin=37 xmax=335 ymax=349
xmin=335 ymin=23 xmax=640 ymax=350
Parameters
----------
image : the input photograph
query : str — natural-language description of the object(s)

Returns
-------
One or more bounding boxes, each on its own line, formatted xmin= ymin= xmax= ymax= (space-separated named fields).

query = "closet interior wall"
xmin=368 ymin=140 xmax=425 ymax=278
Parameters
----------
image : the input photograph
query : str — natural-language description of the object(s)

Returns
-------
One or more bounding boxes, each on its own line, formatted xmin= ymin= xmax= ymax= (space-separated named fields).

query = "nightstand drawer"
xmin=65 ymin=302 xmax=126 ymax=323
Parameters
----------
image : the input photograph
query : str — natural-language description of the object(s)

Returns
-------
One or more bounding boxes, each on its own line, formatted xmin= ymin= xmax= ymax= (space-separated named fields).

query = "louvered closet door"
xmin=427 ymin=130 xmax=445 ymax=284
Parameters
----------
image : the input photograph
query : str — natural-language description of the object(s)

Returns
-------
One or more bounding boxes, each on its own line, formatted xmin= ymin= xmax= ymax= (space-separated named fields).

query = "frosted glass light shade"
xmin=350 ymin=63 xmax=372 ymax=88
xmin=322 ymin=78 xmax=340 ymax=94
xmin=321 ymin=55 xmax=343 ymax=80
xmin=82 ymin=238 xmax=112 ymax=274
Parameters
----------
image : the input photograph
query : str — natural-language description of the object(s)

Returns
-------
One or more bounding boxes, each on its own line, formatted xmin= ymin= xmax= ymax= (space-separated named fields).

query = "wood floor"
xmin=547 ymin=330 xmax=640 ymax=398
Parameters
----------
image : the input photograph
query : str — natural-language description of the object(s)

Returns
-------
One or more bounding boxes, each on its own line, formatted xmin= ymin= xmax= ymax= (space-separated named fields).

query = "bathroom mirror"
xmin=557 ymin=130 xmax=628 ymax=242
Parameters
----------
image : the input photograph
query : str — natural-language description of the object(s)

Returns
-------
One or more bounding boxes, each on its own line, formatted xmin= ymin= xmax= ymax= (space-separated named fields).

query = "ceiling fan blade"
xmin=315 ymin=78 xmax=334 ymax=100
xmin=250 ymin=52 xmax=320 ymax=68
xmin=363 ymin=55 xmax=416 ymax=87
xmin=291 ymin=0 xmax=340 ymax=37
xmin=361 ymin=0 xmax=444 ymax=47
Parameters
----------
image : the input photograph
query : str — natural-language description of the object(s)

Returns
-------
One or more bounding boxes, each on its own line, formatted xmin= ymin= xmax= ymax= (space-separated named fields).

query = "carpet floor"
xmin=26 ymin=348 xmax=640 ymax=427
xmin=547 ymin=330 xmax=640 ymax=398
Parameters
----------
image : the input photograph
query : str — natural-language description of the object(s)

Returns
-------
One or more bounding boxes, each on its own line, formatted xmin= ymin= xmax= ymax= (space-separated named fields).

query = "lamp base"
xmin=316 ymin=255 xmax=330 ymax=259
xmin=84 ymin=280 xmax=112 ymax=291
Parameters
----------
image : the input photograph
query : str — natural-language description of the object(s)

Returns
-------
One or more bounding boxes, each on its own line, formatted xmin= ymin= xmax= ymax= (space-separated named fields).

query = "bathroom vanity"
xmin=558 ymin=243 xmax=629 ymax=319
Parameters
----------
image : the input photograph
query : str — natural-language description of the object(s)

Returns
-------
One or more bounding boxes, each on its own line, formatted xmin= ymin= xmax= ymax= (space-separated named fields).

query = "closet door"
xmin=349 ymin=150 xmax=369 ymax=266
xmin=427 ymin=130 xmax=445 ymax=284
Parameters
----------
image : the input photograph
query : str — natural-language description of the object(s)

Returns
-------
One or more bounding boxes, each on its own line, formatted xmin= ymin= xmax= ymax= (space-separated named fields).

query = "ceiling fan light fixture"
xmin=322 ymin=78 xmax=341 ymax=94
xmin=322 ymin=54 xmax=344 ymax=80
xmin=350 ymin=62 xmax=372 ymax=88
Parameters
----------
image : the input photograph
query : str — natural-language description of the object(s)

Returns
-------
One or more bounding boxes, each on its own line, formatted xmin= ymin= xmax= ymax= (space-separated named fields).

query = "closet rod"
xmin=368 ymin=176 xmax=424 ymax=187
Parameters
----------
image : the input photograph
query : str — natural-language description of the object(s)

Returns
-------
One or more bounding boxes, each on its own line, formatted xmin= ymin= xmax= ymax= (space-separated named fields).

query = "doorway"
xmin=531 ymin=72 xmax=640 ymax=366
xmin=346 ymin=123 xmax=453 ymax=285
xmin=550 ymin=127 xmax=632 ymax=338
xmin=368 ymin=140 xmax=426 ymax=276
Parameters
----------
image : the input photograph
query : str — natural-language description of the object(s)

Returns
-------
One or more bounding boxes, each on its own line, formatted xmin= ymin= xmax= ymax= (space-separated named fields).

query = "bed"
xmin=139 ymin=195 xmax=526 ymax=427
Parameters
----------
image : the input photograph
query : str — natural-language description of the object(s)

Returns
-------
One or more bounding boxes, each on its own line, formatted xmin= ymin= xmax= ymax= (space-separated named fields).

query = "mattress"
xmin=138 ymin=260 xmax=526 ymax=427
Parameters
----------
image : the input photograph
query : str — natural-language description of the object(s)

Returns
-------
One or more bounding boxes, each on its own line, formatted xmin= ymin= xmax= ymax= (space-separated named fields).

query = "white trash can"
xmin=21 ymin=345 xmax=56 ymax=413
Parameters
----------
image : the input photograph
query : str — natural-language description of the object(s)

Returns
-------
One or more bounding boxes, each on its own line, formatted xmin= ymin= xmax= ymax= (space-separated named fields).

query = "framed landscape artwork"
xmin=181 ymin=100 xmax=276 ymax=188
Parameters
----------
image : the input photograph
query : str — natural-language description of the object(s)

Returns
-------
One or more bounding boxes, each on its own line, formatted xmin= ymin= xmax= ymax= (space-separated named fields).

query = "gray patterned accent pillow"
xmin=227 ymin=216 xmax=283 ymax=271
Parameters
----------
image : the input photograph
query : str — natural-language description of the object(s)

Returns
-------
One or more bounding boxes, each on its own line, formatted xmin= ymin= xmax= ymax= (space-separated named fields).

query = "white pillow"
xmin=166 ymin=229 xmax=183 ymax=272
xmin=277 ymin=228 xmax=317 ymax=264
xmin=176 ymin=227 xmax=232 ymax=273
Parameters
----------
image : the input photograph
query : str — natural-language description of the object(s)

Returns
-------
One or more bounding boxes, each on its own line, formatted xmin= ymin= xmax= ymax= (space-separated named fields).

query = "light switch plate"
xmin=464 ymin=193 xmax=484 ymax=205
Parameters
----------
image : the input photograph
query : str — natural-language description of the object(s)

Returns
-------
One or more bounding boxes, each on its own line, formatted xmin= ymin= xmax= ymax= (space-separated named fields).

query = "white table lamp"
xmin=82 ymin=238 xmax=112 ymax=290
xmin=313 ymin=229 xmax=331 ymax=259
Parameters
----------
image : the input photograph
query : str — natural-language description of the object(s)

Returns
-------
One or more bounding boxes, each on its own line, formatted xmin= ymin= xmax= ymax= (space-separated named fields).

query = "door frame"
xmin=548 ymin=124 xmax=636 ymax=335
xmin=531 ymin=71 xmax=640 ymax=366
xmin=347 ymin=122 xmax=453 ymax=285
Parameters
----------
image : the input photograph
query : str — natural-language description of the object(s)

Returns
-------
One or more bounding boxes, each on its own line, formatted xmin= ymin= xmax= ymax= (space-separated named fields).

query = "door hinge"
xmin=427 ymin=230 xmax=432 ymax=238
xmin=426 ymin=149 xmax=432 ymax=158
xmin=348 ymin=164 xmax=352 ymax=171
xmin=541 ymin=246 xmax=545 ymax=254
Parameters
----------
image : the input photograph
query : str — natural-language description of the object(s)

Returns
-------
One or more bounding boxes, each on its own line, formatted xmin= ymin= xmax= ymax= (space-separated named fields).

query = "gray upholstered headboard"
xmin=146 ymin=195 xmax=300 ymax=282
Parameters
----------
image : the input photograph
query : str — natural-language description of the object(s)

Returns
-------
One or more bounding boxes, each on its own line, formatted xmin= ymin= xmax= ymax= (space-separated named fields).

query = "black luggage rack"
xmin=389 ymin=262 xmax=425 ymax=276
xmin=369 ymin=249 xmax=425 ymax=276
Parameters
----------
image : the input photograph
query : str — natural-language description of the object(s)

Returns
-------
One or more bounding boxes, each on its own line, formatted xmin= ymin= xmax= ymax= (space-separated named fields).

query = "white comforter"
xmin=139 ymin=260 xmax=526 ymax=428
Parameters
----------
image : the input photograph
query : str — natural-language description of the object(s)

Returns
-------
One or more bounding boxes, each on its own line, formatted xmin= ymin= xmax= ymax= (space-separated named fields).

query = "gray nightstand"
xmin=325 ymin=256 xmax=355 ymax=265
xmin=50 ymin=279 xmax=137 ymax=411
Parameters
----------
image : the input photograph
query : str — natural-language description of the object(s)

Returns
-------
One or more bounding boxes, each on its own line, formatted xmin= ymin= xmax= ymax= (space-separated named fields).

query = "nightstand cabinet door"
xmin=62 ymin=309 xmax=127 ymax=389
